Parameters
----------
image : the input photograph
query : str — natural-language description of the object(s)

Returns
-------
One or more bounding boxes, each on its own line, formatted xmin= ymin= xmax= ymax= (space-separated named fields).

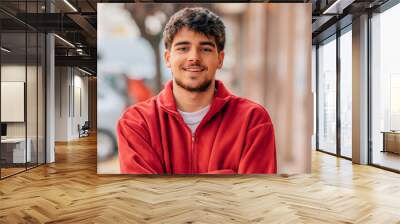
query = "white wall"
xmin=1 ymin=65 xmax=26 ymax=133
xmin=55 ymin=67 xmax=89 ymax=141
xmin=1 ymin=64 xmax=46 ymax=164
xmin=1 ymin=65 xmax=39 ymax=137
xmin=55 ymin=67 xmax=69 ymax=141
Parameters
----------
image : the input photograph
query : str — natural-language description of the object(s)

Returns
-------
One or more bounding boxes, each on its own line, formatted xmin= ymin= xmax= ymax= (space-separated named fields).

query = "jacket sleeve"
xmin=238 ymin=122 xmax=277 ymax=174
xmin=117 ymin=114 xmax=164 ymax=174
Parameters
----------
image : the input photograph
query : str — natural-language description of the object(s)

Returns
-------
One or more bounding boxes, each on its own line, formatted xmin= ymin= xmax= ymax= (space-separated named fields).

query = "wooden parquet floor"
xmin=1 ymin=134 xmax=400 ymax=224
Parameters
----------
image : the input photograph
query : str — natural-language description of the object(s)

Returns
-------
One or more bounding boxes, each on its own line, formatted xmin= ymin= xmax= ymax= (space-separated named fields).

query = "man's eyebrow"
xmin=173 ymin=41 xmax=190 ymax=47
xmin=173 ymin=41 xmax=216 ymax=48
xmin=200 ymin=41 xmax=216 ymax=48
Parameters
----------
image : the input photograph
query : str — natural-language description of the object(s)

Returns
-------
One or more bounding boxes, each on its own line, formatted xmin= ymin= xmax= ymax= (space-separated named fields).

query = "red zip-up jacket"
xmin=117 ymin=80 xmax=277 ymax=174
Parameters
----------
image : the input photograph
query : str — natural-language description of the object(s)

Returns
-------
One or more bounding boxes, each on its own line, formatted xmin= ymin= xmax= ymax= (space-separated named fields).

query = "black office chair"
xmin=79 ymin=121 xmax=90 ymax=138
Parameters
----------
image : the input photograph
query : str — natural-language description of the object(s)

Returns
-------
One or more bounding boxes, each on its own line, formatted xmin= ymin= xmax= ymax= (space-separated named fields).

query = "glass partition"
xmin=1 ymin=30 xmax=28 ymax=177
xmin=0 ymin=1 xmax=46 ymax=179
xmin=27 ymin=31 xmax=38 ymax=169
xmin=26 ymin=0 xmax=42 ymax=169
xmin=38 ymin=32 xmax=45 ymax=165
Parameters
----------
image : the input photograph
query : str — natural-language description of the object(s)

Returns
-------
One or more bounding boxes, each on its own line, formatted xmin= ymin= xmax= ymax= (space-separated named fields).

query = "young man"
xmin=117 ymin=7 xmax=277 ymax=174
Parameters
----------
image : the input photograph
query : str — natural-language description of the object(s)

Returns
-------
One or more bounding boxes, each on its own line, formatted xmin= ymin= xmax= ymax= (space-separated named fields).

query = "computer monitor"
xmin=1 ymin=123 xmax=7 ymax=137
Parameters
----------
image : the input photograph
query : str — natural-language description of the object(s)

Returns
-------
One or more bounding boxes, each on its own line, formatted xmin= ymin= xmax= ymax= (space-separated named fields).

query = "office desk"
xmin=382 ymin=131 xmax=400 ymax=154
xmin=1 ymin=138 xmax=31 ymax=163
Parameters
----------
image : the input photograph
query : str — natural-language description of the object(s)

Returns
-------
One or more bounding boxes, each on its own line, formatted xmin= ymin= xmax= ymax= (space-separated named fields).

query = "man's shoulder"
xmin=228 ymin=96 xmax=272 ymax=123
xmin=119 ymin=96 xmax=159 ymax=122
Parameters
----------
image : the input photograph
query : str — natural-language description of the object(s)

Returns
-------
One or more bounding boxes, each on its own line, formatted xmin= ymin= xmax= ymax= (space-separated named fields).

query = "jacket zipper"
xmin=175 ymin=113 xmax=205 ymax=173
xmin=176 ymin=115 xmax=196 ymax=173
xmin=191 ymin=134 xmax=196 ymax=173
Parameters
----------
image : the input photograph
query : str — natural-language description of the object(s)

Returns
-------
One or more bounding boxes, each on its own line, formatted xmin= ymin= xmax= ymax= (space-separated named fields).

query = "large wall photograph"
xmin=97 ymin=3 xmax=312 ymax=174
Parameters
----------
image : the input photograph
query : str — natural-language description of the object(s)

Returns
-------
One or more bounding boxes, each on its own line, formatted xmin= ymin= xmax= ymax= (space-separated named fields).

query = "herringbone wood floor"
xmin=1 ymin=134 xmax=400 ymax=224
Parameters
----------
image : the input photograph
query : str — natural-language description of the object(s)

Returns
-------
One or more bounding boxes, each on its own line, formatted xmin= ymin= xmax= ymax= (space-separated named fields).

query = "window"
xmin=371 ymin=2 xmax=400 ymax=171
xmin=317 ymin=36 xmax=337 ymax=154
xmin=340 ymin=28 xmax=352 ymax=158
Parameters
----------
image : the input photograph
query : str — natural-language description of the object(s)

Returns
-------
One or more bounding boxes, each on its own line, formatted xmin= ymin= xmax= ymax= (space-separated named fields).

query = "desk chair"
xmin=79 ymin=121 xmax=90 ymax=138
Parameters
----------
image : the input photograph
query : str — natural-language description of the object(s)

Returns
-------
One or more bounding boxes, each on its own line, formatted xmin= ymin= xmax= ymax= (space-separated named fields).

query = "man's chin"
xmin=175 ymin=79 xmax=212 ymax=92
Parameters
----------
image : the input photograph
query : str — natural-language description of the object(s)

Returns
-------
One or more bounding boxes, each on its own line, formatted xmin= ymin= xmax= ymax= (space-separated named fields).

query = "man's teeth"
xmin=184 ymin=67 xmax=203 ymax=72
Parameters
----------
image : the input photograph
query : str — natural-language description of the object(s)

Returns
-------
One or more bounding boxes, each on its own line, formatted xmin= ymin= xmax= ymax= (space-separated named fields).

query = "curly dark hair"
xmin=163 ymin=7 xmax=226 ymax=52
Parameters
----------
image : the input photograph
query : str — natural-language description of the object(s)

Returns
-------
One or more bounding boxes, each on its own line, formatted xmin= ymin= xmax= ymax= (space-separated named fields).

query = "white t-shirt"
xmin=178 ymin=105 xmax=210 ymax=134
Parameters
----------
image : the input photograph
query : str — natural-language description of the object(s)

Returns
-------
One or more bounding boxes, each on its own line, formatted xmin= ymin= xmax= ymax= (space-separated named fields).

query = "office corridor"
xmin=0 ymin=134 xmax=399 ymax=223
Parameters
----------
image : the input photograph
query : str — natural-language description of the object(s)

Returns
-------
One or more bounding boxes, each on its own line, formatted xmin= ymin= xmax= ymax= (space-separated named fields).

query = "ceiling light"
xmin=78 ymin=67 xmax=92 ymax=76
xmin=63 ymin=0 xmax=78 ymax=12
xmin=54 ymin=34 xmax=75 ymax=48
xmin=323 ymin=0 xmax=354 ymax=15
xmin=1 ymin=47 xmax=11 ymax=53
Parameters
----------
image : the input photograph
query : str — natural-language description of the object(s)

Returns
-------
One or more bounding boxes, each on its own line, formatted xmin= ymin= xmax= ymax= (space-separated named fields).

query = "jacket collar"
xmin=157 ymin=80 xmax=232 ymax=119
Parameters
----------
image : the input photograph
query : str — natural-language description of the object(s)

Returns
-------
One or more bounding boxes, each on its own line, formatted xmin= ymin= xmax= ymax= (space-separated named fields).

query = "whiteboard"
xmin=1 ymin=82 xmax=25 ymax=122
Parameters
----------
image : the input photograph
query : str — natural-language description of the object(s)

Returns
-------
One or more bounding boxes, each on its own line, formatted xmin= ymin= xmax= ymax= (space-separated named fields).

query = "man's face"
xmin=164 ymin=27 xmax=224 ymax=92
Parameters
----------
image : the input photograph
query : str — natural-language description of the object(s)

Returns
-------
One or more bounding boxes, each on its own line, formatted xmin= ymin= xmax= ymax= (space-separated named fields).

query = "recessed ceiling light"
xmin=1 ymin=47 xmax=11 ymax=53
xmin=323 ymin=0 xmax=354 ymax=15
xmin=54 ymin=34 xmax=75 ymax=48
xmin=63 ymin=0 xmax=78 ymax=12
xmin=78 ymin=67 xmax=92 ymax=76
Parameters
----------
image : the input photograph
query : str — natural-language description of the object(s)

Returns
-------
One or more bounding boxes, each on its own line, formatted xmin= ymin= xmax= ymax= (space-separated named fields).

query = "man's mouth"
xmin=182 ymin=66 xmax=205 ymax=72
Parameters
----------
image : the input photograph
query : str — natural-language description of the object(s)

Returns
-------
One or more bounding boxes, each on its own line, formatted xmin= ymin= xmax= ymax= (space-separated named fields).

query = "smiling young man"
xmin=117 ymin=7 xmax=277 ymax=174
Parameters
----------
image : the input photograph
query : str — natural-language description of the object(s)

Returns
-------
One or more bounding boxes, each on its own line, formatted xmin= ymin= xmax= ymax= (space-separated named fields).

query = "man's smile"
xmin=182 ymin=65 xmax=206 ymax=72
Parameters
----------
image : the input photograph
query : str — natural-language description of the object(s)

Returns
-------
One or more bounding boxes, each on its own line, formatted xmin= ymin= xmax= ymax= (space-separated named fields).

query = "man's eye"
xmin=202 ymin=48 xmax=212 ymax=52
xmin=177 ymin=47 xmax=188 ymax=51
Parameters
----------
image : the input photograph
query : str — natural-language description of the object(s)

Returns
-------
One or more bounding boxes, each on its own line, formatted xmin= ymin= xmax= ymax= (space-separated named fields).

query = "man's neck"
xmin=172 ymin=80 xmax=215 ymax=113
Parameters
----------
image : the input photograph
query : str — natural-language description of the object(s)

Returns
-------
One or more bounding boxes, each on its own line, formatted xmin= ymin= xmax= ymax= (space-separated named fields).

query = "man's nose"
xmin=187 ymin=48 xmax=201 ymax=62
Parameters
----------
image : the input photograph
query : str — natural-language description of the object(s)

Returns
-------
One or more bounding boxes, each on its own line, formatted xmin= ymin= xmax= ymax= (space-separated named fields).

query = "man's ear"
xmin=217 ymin=50 xmax=225 ymax=69
xmin=164 ymin=49 xmax=171 ymax=68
